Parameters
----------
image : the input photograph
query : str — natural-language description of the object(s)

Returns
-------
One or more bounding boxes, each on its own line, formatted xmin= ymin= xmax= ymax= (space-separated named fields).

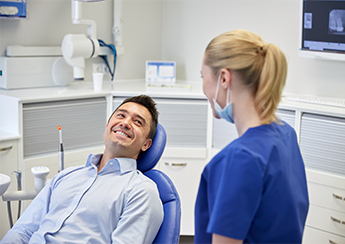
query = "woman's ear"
xmin=220 ymin=68 xmax=231 ymax=89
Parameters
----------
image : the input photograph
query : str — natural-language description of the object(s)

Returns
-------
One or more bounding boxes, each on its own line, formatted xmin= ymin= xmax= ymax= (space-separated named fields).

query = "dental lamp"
xmin=61 ymin=0 xmax=103 ymax=80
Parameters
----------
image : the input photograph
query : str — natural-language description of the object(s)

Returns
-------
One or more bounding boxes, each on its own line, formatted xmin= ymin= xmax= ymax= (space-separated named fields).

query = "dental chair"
xmin=137 ymin=124 xmax=181 ymax=244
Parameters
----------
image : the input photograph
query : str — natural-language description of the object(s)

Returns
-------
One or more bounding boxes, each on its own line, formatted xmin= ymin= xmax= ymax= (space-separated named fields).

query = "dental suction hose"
xmin=14 ymin=170 xmax=22 ymax=220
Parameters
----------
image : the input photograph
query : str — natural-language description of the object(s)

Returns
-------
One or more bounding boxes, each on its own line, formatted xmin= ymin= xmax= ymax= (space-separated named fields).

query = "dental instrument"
xmin=57 ymin=125 xmax=64 ymax=172
xmin=3 ymin=167 xmax=49 ymax=228
xmin=31 ymin=167 xmax=50 ymax=193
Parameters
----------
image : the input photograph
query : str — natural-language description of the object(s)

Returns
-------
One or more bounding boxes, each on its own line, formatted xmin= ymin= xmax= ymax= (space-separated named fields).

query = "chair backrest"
xmin=137 ymin=124 xmax=181 ymax=244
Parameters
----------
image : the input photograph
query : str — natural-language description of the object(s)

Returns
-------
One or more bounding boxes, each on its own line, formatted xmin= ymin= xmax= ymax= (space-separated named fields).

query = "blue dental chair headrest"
xmin=137 ymin=123 xmax=167 ymax=172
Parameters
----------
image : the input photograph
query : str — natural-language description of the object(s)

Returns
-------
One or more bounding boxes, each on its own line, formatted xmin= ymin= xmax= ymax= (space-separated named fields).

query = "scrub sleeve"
xmin=207 ymin=148 xmax=264 ymax=240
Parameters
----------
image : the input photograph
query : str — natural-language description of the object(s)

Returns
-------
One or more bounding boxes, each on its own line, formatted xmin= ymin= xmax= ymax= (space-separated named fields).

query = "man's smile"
xmin=112 ymin=128 xmax=131 ymax=138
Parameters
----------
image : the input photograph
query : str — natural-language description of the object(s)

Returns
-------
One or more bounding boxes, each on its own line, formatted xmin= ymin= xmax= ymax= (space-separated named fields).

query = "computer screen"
xmin=299 ymin=0 xmax=345 ymax=61
xmin=145 ymin=61 xmax=176 ymax=83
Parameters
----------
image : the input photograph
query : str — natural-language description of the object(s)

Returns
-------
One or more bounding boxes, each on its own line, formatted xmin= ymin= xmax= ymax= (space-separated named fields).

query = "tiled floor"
xmin=179 ymin=235 xmax=194 ymax=244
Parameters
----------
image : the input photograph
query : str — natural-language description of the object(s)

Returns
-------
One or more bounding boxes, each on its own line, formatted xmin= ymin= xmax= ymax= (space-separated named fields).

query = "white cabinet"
xmin=303 ymin=169 xmax=345 ymax=242
xmin=303 ymin=226 xmax=345 ymax=244
xmin=158 ymin=148 xmax=207 ymax=235
xmin=299 ymin=112 xmax=345 ymax=242
xmin=0 ymin=139 xmax=19 ymax=239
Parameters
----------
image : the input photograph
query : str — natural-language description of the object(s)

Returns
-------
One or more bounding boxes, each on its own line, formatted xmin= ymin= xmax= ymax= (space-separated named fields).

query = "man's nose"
xmin=120 ymin=117 xmax=132 ymax=129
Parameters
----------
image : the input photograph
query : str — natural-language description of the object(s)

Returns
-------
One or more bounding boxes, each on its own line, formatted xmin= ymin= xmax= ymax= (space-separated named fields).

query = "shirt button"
xmin=110 ymin=162 xmax=113 ymax=165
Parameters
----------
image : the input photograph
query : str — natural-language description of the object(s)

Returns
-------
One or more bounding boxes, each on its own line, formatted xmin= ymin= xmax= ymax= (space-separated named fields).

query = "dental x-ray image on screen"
xmin=329 ymin=9 xmax=345 ymax=34
xmin=300 ymin=0 xmax=345 ymax=61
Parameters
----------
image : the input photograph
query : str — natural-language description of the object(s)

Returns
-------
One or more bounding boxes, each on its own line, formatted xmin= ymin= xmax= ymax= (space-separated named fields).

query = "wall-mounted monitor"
xmin=299 ymin=0 xmax=345 ymax=61
xmin=145 ymin=61 xmax=176 ymax=83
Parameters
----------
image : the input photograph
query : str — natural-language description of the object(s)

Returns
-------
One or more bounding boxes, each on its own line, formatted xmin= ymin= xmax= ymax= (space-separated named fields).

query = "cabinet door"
xmin=303 ymin=226 xmax=345 ymax=244
xmin=306 ymin=204 xmax=345 ymax=237
xmin=212 ymin=116 xmax=237 ymax=150
xmin=159 ymin=157 xmax=206 ymax=235
xmin=276 ymin=108 xmax=296 ymax=128
xmin=0 ymin=140 xmax=18 ymax=239
xmin=22 ymin=97 xmax=107 ymax=158
xmin=300 ymin=113 xmax=345 ymax=175
xmin=113 ymin=97 xmax=209 ymax=148
xmin=308 ymin=181 xmax=345 ymax=214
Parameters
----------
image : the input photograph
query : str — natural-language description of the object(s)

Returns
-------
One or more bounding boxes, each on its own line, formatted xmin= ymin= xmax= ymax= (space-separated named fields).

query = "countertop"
xmin=0 ymin=79 xmax=206 ymax=103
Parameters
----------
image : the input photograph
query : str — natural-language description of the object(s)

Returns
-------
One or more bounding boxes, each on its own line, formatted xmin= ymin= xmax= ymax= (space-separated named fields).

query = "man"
xmin=1 ymin=95 xmax=164 ymax=244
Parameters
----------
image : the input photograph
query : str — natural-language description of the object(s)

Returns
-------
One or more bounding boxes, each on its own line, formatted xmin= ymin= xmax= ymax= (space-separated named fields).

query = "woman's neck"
xmin=233 ymin=90 xmax=261 ymax=137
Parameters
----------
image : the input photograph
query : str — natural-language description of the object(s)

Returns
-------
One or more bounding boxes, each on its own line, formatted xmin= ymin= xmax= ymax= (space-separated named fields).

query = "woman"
xmin=195 ymin=30 xmax=309 ymax=244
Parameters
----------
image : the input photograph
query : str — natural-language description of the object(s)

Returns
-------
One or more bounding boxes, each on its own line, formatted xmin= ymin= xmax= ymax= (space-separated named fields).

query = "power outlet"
xmin=92 ymin=63 xmax=109 ymax=74
xmin=101 ymin=63 xmax=109 ymax=74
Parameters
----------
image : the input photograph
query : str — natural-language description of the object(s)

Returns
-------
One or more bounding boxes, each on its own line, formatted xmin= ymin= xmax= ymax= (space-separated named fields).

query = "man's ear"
xmin=141 ymin=138 xmax=152 ymax=152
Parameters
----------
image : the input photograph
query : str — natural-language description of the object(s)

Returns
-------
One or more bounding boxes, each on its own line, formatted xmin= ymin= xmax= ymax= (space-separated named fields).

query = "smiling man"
xmin=1 ymin=95 xmax=164 ymax=244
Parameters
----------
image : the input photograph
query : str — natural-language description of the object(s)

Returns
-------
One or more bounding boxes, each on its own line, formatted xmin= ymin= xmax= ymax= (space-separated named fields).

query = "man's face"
xmin=103 ymin=102 xmax=152 ymax=159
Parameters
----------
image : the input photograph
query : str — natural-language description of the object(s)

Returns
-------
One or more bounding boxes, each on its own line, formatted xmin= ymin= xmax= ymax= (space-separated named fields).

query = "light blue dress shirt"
xmin=1 ymin=154 xmax=164 ymax=244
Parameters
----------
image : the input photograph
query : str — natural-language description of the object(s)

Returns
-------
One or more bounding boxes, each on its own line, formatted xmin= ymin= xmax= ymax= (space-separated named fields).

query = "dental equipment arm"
xmin=61 ymin=0 xmax=101 ymax=80
xmin=2 ymin=167 xmax=50 ymax=202
xmin=0 ymin=177 xmax=54 ymax=244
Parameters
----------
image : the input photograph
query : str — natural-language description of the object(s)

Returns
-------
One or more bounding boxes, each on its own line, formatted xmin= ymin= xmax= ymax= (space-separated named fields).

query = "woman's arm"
xmin=213 ymin=234 xmax=243 ymax=244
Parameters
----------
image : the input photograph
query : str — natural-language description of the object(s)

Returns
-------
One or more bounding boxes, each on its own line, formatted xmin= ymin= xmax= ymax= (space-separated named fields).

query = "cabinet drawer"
xmin=303 ymin=226 xmax=345 ymax=244
xmin=158 ymin=157 xmax=206 ymax=235
xmin=308 ymin=181 xmax=345 ymax=214
xmin=306 ymin=204 xmax=345 ymax=237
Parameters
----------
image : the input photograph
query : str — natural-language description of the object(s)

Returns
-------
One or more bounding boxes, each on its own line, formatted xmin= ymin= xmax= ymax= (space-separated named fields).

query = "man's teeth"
xmin=116 ymin=131 xmax=129 ymax=137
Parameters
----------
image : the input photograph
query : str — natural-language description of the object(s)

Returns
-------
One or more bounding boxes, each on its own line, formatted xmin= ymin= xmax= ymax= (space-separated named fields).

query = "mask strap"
xmin=226 ymin=85 xmax=230 ymax=104
xmin=215 ymin=74 xmax=221 ymax=100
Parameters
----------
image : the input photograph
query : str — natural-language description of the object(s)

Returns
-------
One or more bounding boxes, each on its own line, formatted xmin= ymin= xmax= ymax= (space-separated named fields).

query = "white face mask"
xmin=212 ymin=74 xmax=234 ymax=124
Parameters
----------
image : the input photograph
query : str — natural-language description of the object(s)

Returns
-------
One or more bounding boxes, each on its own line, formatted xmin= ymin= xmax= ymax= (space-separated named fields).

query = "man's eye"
xmin=135 ymin=120 xmax=142 ymax=125
xmin=117 ymin=114 xmax=124 ymax=118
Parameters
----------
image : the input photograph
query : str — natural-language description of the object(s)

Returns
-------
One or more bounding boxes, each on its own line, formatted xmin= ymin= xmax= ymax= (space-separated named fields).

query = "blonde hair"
xmin=204 ymin=30 xmax=287 ymax=124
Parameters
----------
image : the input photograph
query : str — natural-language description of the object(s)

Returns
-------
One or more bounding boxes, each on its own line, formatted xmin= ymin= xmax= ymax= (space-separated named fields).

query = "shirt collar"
xmin=86 ymin=154 xmax=137 ymax=174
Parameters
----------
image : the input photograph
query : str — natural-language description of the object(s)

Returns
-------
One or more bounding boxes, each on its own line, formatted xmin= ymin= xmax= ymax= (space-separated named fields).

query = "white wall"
xmin=161 ymin=0 xmax=345 ymax=99
xmin=0 ymin=0 xmax=163 ymax=81
xmin=1 ymin=0 xmax=344 ymax=99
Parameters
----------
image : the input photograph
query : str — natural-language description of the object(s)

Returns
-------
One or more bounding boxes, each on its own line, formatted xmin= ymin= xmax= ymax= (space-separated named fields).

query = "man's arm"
xmin=111 ymin=180 xmax=164 ymax=244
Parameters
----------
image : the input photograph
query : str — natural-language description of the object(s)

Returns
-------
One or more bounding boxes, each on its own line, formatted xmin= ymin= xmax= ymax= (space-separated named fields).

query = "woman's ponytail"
xmin=255 ymin=44 xmax=287 ymax=124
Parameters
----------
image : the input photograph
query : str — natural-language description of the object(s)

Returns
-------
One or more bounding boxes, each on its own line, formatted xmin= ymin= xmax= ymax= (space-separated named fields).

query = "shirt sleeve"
xmin=111 ymin=180 xmax=164 ymax=244
xmin=207 ymin=148 xmax=264 ymax=240
xmin=0 ymin=180 xmax=53 ymax=244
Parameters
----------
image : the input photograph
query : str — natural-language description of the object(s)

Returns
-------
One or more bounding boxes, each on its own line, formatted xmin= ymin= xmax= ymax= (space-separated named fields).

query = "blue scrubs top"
xmin=195 ymin=121 xmax=309 ymax=243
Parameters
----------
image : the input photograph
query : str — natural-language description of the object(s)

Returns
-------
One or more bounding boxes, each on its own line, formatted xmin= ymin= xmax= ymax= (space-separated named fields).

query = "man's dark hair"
xmin=109 ymin=95 xmax=159 ymax=139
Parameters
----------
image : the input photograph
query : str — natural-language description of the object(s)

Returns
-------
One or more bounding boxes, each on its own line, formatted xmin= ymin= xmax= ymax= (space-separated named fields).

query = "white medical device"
xmin=0 ymin=56 xmax=73 ymax=89
xmin=31 ymin=166 xmax=50 ymax=193
xmin=61 ymin=0 xmax=102 ymax=80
